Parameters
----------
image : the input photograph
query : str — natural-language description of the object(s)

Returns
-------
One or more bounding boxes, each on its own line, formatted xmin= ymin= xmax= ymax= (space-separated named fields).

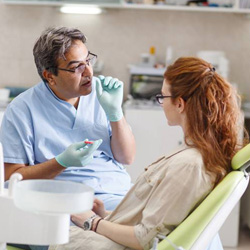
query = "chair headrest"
xmin=231 ymin=143 xmax=250 ymax=171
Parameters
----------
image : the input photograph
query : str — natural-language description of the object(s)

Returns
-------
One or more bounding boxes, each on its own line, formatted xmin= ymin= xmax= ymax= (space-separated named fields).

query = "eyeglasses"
xmin=47 ymin=52 xmax=97 ymax=74
xmin=155 ymin=94 xmax=173 ymax=104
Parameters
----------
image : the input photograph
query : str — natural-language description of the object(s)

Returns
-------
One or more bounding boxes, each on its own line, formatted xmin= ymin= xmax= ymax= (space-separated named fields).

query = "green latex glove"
xmin=96 ymin=75 xmax=124 ymax=122
xmin=55 ymin=139 xmax=102 ymax=168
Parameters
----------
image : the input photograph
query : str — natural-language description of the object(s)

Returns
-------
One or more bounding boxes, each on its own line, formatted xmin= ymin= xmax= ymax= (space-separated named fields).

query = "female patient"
xmin=49 ymin=57 xmax=247 ymax=250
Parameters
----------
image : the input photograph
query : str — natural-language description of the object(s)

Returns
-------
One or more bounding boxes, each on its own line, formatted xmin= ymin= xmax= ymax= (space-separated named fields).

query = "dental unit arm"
xmin=0 ymin=143 xmax=94 ymax=250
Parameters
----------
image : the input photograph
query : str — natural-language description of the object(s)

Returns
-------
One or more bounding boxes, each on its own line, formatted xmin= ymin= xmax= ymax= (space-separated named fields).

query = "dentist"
xmin=0 ymin=27 xmax=136 ymax=211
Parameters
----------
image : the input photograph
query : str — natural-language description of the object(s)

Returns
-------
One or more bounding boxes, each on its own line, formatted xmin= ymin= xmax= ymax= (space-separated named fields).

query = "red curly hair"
xmin=165 ymin=57 xmax=248 ymax=185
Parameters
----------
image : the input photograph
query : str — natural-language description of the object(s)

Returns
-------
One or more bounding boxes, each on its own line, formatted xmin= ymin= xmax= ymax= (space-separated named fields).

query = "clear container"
xmin=13 ymin=179 xmax=94 ymax=214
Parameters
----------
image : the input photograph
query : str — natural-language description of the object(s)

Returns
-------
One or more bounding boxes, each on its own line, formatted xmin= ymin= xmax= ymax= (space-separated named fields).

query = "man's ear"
xmin=177 ymin=97 xmax=185 ymax=113
xmin=43 ymin=70 xmax=56 ymax=86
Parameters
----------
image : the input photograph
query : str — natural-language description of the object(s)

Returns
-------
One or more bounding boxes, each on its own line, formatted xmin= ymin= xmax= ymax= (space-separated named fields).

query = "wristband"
xmin=94 ymin=218 xmax=103 ymax=232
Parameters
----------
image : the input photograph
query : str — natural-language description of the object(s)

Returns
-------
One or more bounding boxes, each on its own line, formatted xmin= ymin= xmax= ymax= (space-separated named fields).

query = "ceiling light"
xmin=60 ymin=5 xmax=103 ymax=15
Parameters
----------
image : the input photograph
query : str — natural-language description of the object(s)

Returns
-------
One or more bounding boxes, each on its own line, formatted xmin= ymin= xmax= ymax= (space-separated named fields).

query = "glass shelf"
xmin=2 ymin=0 xmax=250 ymax=14
xmin=2 ymin=0 xmax=122 ymax=7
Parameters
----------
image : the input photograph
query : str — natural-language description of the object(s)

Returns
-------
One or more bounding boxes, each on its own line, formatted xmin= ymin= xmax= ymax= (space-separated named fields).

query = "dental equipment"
xmin=0 ymin=142 xmax=94 ymax=250
xmin=84 ymin=141 xmax=94 ymax=144
xmin=151 ymin=234 xmax=185 ymax=250
xmin=156 ymin=143 xmax=250 ymax=250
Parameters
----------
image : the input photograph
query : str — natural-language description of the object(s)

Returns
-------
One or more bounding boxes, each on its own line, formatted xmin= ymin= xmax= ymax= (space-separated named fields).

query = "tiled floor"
xmin=224 ymin=226 xmax=250 ymax=250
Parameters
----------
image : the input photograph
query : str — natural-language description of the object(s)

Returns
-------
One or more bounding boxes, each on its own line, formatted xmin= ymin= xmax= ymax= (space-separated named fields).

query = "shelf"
xmin=1 ymin=0 xmax=122 ymax=7
xmin=122 ymin=3 xmax=250 ymax=14
xmin=2 ymin=0 xmax=250 ymax=14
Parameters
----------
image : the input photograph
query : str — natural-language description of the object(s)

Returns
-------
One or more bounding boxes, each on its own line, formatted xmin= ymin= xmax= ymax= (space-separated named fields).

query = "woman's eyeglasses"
xmin=155 ymin=94 xmax=173 ymax=104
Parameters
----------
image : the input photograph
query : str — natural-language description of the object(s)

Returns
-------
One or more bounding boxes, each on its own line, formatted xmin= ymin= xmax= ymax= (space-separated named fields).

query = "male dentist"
xmin=0 ymin=27 xmax=136 ymax=211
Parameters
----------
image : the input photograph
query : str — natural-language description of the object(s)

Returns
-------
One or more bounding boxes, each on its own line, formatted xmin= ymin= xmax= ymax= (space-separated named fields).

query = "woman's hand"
xmin=92 ymin=198 xmax=107 ymax=218
xmin=71 ymin=210 xmax=96 ymax=228
xmin=72 ymin=202 xmax=142 ymax=249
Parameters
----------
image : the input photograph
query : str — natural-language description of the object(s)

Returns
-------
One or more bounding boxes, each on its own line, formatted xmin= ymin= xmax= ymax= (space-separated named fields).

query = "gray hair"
xmin=33 ymin=27 xmax=87 ymax=83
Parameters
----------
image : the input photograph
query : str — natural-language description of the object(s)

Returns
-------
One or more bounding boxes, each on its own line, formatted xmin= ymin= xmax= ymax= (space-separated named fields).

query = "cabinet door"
xmin=124 ymin=108 xmax=183 ymax=182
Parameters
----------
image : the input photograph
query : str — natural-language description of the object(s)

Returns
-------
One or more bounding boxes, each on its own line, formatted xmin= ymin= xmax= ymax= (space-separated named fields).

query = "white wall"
xmin=0 ymin=3 xmax=250 ymax=100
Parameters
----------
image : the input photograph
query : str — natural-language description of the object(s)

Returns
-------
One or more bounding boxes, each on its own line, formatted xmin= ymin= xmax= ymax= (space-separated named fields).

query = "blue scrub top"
xmin=0 ymin=78 xmax=131 ymax=196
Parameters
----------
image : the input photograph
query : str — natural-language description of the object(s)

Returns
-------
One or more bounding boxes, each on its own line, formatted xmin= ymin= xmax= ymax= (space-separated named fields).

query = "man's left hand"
xmin=96 ymin=75 xmax=124 ymax=122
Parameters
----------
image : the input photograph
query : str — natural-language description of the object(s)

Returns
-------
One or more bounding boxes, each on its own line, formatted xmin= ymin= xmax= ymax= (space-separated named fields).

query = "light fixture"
xmin=60 ymin=5 xmax=103 ymax=15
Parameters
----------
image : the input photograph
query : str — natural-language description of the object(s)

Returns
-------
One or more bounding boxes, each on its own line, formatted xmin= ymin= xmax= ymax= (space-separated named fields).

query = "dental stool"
xmin=157 ymin=143 xmax=250 ymax=250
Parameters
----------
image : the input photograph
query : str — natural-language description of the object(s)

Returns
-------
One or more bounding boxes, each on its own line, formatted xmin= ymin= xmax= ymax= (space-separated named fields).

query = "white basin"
xmin=13 ymin=179 xmax=94 ymax=214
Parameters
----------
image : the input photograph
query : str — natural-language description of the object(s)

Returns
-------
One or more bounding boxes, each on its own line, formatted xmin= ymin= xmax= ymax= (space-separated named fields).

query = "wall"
xmin=0 ymin=3 xmax=250 ymax=100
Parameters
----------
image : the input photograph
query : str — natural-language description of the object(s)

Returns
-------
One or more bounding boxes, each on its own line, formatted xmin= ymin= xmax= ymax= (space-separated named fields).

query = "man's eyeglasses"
xmin=47 ymin=52 xmax=97 ymax=75
xmin=155 ymin=94 xmax=173 ymax=104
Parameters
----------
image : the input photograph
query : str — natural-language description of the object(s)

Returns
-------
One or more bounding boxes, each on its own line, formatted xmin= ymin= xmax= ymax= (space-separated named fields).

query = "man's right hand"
xmin=55 ymin=139 xmax=102 ymax=168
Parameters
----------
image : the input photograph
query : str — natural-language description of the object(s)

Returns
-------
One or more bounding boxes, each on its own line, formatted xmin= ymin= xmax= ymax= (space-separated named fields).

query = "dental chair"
xmin=157 ymin=143 xmax=250 ymax=250
xmin=6 ymin=144 xmax=250 ymax=250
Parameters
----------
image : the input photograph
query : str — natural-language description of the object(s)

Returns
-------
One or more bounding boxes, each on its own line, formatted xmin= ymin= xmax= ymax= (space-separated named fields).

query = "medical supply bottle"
xmin=149 ymin=46 xmax=156 ymax=67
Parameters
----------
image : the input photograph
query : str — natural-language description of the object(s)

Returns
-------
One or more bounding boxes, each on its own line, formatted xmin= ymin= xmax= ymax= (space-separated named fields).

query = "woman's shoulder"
xmin=167 ymin=144 xmax=203 ymax=166
xmin=165 ymin=145 xmax=214 ymax=185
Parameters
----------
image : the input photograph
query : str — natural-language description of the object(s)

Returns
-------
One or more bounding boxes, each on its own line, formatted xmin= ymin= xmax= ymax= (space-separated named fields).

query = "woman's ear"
xmin=43 ymin=70 xmax=56 ymax=86
xmin=177 ymin=97 xmax=185 ymax=113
